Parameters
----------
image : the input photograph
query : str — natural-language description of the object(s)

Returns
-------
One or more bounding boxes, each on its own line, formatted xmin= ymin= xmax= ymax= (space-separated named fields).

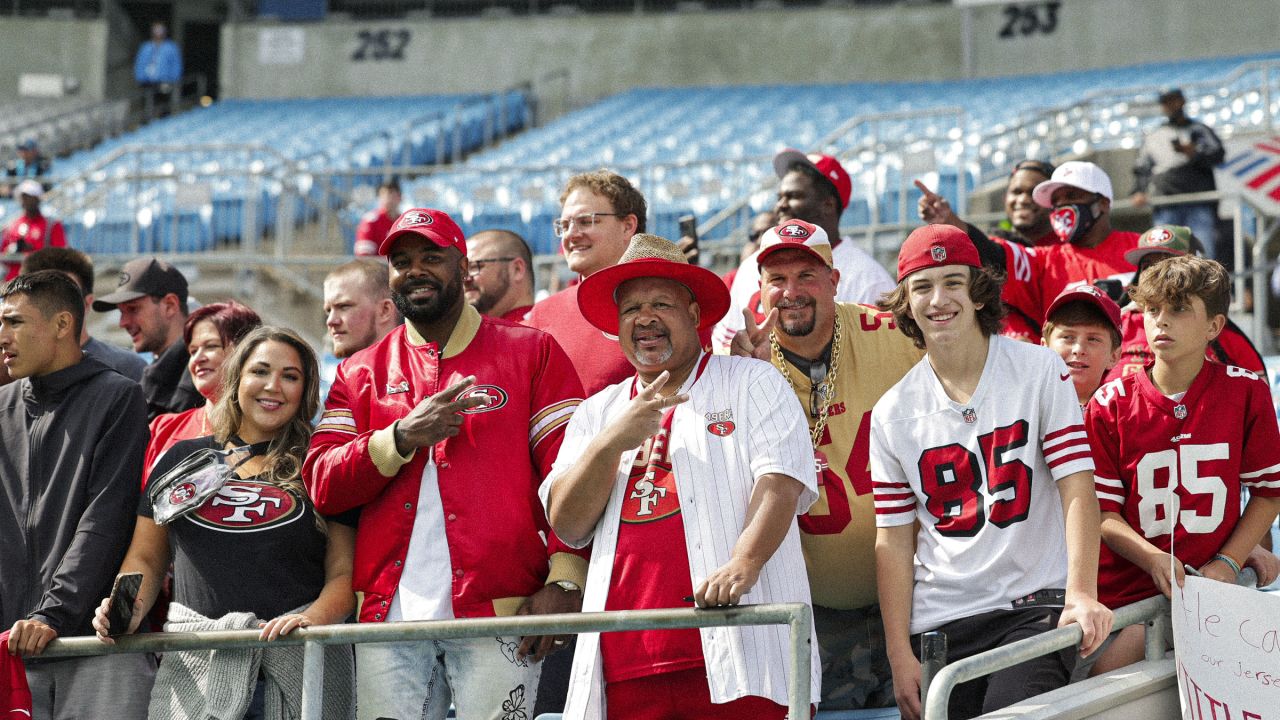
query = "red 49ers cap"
xmin=756 ymin=219 xmax=834 ymax=268
xmin=1045 ymin=283 xmax=1122 ymax=334
xmin=896 ymin=225 xmax=981 ymax=282
xmin=773 ymin=148 xmax=852 ymax=212
xmin=379 ymin=208 xmax=468 ymax=257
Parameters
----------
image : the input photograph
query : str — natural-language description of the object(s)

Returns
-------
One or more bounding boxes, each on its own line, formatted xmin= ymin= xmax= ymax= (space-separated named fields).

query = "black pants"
xmin=912 ymin=605 xmax=1074 ymax=720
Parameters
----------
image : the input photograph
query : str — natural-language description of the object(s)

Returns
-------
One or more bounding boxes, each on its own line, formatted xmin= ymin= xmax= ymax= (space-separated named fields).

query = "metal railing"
xmin=37 ymin=603 xmax=813 ymax=720
xmin=923 ymin=594 xmax=1172 ymax=720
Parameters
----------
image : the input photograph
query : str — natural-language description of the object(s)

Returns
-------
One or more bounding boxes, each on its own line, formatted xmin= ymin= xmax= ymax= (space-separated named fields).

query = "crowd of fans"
xmin=1 ymin=90 xmax=1277 ymax=720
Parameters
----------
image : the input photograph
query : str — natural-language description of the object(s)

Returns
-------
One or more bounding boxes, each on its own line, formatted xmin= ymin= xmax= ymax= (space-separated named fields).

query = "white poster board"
xmin=1172 ymin=576 xmax=1280 ymax=719
xmin=258 ymin=27 xmax=306 ymax=66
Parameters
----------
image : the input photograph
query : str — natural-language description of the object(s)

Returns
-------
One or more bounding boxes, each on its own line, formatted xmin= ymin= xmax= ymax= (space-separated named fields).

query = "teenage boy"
xmin=1042 ymin=285 xmax=1123 ymax=407
xmin=1085 ymin=255 xmax=1280 ymax=674
xmin=871 ymin=225 xmax=1112 ymax=720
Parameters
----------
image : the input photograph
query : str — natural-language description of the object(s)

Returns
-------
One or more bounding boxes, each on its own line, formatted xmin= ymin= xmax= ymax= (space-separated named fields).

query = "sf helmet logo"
xmin=707 ymin=420 xmax=735 ymax=437
xmin=778 ymin=223 xmax=810 ymax=239
xmin=930 ymin=246 xmax=947 ymax=262
xmin=401 ymin=211 xmax=433 ymax=227
xmin=455 ymin=384 xmax=509 ymax=414
xmin=1146 ymin=228 xmax=1174 ymax=246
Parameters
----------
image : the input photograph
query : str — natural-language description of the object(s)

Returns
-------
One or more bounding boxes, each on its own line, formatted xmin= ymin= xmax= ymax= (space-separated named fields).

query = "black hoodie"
xmin=0 ymin=355 xmax=147 ymax=640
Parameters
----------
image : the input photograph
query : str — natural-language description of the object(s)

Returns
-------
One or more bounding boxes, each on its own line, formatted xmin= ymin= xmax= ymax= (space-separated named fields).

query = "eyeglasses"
xmin=466 ymin=257 xmax=516 ymax=276
xmin=553 ymin=212 xmax=626 ymax=238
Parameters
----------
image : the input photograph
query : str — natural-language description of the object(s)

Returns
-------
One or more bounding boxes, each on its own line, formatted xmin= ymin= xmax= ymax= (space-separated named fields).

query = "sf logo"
xmin=630 ymin=473 xmax=669 ymax=517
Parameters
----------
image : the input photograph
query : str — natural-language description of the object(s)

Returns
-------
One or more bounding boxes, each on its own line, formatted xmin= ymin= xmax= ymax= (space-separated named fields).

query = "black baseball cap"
xmin=92 ymin=257 xmax=189 ymax=311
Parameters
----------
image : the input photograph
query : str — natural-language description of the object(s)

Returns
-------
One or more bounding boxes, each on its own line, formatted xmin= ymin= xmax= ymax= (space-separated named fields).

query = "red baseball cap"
xmin=773 ymin=149 xmax=852 ymax=211
xmin=379 ymin=208 xmax=468 ymax=257
xmin=896 ymin=225 xmax=981 ymax=282
xmin=1045 ymin=284 xmax=1122 ymax=334
xmin=756 ymin=219 xmax=834 ymax=268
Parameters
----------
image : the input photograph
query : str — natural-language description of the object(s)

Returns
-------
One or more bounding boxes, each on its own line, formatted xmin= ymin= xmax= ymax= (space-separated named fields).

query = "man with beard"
xmin=729 ymin=219 xmax=921 ymax=711
xmin=92 ymin=257 xmax=202 ymax=420
xmin=714 ymin=150 xmax=895 ymax=351
xmin=543 ymin=233 xmax=819 ymax=719
xmin=464 ymin=229 xmax=536 ymax=323
xmin=305 ymin=208 xmax=588 ymax=720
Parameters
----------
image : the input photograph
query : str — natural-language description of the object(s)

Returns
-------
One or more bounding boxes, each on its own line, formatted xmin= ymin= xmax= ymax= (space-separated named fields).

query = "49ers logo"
xmin=400 ymin=210 xmax=433 ymax=227
xmin=777 ymin=223 xmax=811 ymax=239
xmin=455 ymin=384 xmax=508 ymax=414
xmin=1050 ymin=206 xmax=1078 ymax=239
xmin=169 ymin=482 xmax=197 ymax=505
xmin=705 ymin=408 xmax=735 ymax=437
xmin=1145 ymin=227 xmax=1174 ymax=247
xmin=188 ymin=483 xmax=302 ymax=533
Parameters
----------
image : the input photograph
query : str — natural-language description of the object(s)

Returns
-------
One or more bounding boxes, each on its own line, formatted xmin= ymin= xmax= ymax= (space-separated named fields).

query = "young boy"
xmin=871 ymin=225 xmax=1112 ymax=720
xmin=1042 ymin=284 xmax=1123 ymax=406
xmin=1086 ymin=255 xmax=1280 ymax=674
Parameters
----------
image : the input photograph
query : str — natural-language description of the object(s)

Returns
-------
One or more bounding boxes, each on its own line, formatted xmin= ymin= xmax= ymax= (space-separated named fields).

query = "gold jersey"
xmin=772 ymin=303 xmax=923 ymax=609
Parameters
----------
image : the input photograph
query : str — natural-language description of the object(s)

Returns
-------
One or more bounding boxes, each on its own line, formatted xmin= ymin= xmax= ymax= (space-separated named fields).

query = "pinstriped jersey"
xmin=1086 ymin=361 xmax=1280 ymax=608
xmin=774 ymin=302 xmax=923 ymax=610
xmin=871 ymin=336 xmax=1093 ymax=634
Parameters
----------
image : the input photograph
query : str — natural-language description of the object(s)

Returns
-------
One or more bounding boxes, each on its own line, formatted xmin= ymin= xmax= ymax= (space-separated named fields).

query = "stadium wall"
xmin=0 ymin=18 xmax=108 ymax=100
xmin=219 ymin=0 xmax=1280 ymax=102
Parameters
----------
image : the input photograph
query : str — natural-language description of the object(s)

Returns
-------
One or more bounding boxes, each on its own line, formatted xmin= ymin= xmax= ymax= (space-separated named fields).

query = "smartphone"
xmin=106 ymin=572 xmax=143 ymax=636
xmin=678 ymin=214 xmax=699 ymax=267
xmin=1092 ymin=278 xmax=1126 ymax=303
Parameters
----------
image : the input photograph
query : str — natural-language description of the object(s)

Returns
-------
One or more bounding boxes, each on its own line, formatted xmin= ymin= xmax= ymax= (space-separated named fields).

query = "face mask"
xmin=1050 ymin=201 xmax=1100 ymax=244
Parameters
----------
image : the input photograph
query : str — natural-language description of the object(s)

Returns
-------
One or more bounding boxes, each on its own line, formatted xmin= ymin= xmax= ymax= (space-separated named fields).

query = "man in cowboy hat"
xmin=542 ymin=233 xmax=821 ymax=719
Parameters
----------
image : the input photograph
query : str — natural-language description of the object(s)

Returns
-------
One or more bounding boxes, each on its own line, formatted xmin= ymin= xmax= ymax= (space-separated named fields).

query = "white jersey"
xmin=713 ymin=236 xmax=896 ymax=350
xmin=870 ymin=336 xmax=1093 ymax=634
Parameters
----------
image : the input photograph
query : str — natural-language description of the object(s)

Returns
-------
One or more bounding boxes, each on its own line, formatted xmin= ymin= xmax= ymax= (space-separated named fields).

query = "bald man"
xmin=465 ymin=229 xmax=536 ymax=323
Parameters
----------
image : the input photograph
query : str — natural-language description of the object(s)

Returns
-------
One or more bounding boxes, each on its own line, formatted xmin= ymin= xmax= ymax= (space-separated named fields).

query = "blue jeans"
xmin=356 ymin=636 xmax=541 ymax=720
xmin=1152 ymin=202 xmax=1222 ymax=263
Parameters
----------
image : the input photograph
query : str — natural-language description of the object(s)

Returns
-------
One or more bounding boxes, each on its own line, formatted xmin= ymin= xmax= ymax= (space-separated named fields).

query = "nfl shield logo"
xmin=931 ymin=246 xmax=947 ymax=262
xmin=1174 ymin=404 xmax=1187 ymax=419
xmin=962 ymin=408 xmax=977 ymax=424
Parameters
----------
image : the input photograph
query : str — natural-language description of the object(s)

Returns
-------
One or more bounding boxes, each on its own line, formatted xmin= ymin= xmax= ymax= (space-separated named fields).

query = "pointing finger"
xmin=754 ymin=308 xmax=778 ymax=340
xmin=913 ymin=179 xmax=937 ymax=199
xmin=640 ymin=371 xmax=670 ymax=398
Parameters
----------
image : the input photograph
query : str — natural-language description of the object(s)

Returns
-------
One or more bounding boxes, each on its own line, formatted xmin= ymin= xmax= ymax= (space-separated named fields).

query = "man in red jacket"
xmin=305 ymin=208 xmax=587 ymax=720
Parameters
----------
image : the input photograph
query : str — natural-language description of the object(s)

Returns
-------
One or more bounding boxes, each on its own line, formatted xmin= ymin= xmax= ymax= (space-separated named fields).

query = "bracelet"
xmin=1212 ymin=553 xmax=1243 ymax=576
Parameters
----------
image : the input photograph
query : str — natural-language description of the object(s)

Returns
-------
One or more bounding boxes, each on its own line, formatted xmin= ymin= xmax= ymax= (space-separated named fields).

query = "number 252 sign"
xmin=352 ymin=29 xmax=412 ymax=61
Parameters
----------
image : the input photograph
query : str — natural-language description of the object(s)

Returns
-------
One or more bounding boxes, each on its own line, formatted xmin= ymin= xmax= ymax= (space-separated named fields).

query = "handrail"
xmin=36 ymin=603 xmax=813 ymax=720
xmin=923 ymin=594 xmax=1170 ymax=720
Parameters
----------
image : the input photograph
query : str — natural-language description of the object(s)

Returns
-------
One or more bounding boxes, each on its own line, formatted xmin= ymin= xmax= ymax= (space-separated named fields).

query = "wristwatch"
xmin=552 ymin=579 xmax=581 ymax=593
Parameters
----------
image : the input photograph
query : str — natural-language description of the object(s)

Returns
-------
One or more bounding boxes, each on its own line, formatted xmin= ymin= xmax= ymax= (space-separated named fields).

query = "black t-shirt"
xmin=140 ymin=436 xmax=358 ymax=620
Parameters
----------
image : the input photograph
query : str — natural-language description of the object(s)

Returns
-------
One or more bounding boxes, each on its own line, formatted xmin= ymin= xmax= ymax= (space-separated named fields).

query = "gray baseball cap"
xmin=92 ymin=257 xmax=188 ymax=311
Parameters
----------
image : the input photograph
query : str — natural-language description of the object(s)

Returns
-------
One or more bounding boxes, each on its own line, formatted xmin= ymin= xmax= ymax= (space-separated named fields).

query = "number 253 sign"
xmin=352 ymin=29 xmax=412 ymax=61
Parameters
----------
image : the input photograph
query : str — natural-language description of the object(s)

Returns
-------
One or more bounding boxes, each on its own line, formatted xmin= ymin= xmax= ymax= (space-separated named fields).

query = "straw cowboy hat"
xmin=577 ymin=233 xmax=731 ymax=335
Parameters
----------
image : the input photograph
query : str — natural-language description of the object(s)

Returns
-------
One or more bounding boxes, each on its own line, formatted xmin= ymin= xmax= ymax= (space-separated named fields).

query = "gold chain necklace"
xmin=770 ymin=314 xmax=842 ymax=449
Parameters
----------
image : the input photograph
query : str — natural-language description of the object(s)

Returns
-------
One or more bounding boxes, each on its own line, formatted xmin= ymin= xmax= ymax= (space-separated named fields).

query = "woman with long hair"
xmin=94 ymin=326 xmax=356 ymax=719
xmin=143 ymin=300 xmax=261 ymax=485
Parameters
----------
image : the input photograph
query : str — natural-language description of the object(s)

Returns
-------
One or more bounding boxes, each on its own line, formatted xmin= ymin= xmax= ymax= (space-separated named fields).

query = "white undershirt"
xmin=387 ymin=455 xmax=455 ymax=621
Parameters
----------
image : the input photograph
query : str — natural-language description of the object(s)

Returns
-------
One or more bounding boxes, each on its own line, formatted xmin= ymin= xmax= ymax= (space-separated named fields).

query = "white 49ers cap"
xmin=755 ymin=219 xmax=834 ymax=268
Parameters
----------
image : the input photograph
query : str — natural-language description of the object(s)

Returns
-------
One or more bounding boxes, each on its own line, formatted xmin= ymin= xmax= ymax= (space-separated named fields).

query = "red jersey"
xmin=143 ymin=406 xmax=209 ymax=487
xmin=2 ymin=214 xmax=66 ymax=280
xmin=1104 ymin=308 xmax=1265 ymax=384
xmin=1086 ymin=362 xmax=1280 ymax=608
xmin=602 ymin=420 xmax=702 ymax=683
xmin=354 ymin=207 xmax=395 ymax=256
xmin=1002 ymin=230 xmax=1139 ymax=330
xmin=524 ymin=284 xmax=637 ymax=397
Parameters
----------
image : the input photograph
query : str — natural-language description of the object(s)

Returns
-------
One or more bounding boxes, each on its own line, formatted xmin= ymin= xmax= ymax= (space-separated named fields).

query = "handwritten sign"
xmin=1172 ymin=576 xmax=1280 ymax=719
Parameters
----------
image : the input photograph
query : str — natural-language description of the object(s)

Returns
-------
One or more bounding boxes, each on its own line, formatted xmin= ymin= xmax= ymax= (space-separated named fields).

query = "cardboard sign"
xmin=1172 ymin=576 xmax=1280 ymax=719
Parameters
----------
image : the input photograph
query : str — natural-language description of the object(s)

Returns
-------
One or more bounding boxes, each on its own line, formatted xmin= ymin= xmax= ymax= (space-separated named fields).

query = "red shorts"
xmin=604 ymin=667 xmax=789 ymax=720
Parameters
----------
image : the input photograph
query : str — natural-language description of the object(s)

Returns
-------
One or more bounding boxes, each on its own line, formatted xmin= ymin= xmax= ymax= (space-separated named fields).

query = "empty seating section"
xmin=24 ymin=52 xmax=1280 ymax=257
xmin=405 ymin=52 xmax=1280 ymax=252
xmin=0 ymin=97 xmax=128 ymax=158
xmin=38 ymin=92 xmax=528 ymax=255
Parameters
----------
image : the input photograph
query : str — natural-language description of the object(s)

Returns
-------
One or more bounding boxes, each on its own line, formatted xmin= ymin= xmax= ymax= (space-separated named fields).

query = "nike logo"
xmin=1059 ymin=373 xmax=1070 ymax=381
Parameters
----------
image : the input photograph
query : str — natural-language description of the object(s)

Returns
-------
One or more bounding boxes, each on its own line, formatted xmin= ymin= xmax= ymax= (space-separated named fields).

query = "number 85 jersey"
xmin=1085 ymin=362 xmax=1280 ymax=609
xmin=871 ymin=337 xmax=1094 ymax=635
